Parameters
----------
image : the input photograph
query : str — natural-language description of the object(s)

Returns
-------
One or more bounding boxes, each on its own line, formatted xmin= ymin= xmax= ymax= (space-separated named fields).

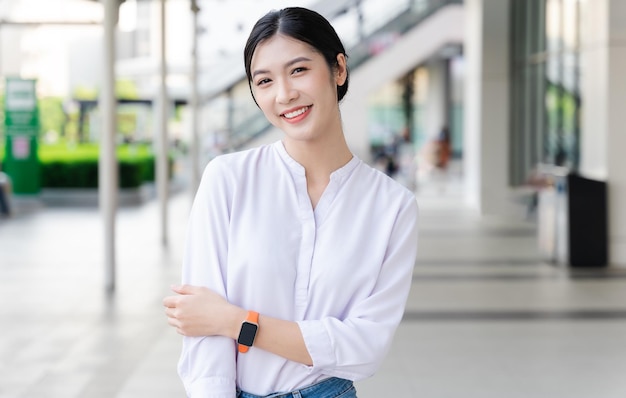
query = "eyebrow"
xmin=251 ymin=56 xmax=313 ymax=79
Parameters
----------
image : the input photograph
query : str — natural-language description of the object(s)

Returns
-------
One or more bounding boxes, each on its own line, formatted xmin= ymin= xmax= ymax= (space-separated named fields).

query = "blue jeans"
xmin=237 ymin=377 xmax=357 ymax=398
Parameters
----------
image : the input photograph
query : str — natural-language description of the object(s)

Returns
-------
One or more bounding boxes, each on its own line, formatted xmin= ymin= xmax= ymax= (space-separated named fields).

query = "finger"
xmin=166 ymin=316 xmax=180 ymax=329
xmin=162 ymin=296 xmax=178 ymax=308
xmin=172 ymin=284 xmax=204 ymax=295
xmin=170 ymin=284 xmax=184 ymax=293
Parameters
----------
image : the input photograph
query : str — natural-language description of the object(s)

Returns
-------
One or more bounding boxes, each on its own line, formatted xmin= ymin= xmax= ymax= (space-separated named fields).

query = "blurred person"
xmin=434 ymin=125 xmax=451 ymax=170
xmin=393 ymin=127 xmax=417 ymax=191
xmin=163 ymin=7 xmax=418 ymax=398
xmin=0 ymin=172 xmax=11 ymax=216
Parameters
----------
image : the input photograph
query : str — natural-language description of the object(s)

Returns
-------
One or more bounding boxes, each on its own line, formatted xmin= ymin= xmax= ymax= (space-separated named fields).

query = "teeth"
xmin=284 ymin=107 xmax=309 ymax=119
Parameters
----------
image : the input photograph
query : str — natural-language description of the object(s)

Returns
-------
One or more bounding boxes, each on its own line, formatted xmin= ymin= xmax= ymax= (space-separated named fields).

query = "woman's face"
xmin=250 ymin=34 xmax=347 ymax=144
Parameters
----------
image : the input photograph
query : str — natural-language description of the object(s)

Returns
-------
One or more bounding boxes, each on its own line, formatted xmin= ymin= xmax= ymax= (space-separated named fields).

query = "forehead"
xmin=251 ymin=34 xmax=320 ymax=70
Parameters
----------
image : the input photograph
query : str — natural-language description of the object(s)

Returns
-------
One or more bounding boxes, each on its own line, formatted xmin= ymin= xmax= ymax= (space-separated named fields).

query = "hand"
xmin=163 ymin=285 xmax=245 ymax=338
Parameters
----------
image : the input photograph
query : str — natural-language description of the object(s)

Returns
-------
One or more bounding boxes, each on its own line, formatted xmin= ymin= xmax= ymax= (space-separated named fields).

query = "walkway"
xmin=1 ymin=167 xmax=626 ymax=397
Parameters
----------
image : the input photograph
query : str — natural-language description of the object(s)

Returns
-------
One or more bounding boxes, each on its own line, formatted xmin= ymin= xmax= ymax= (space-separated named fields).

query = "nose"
xmin=275 ymin=78 xmax=297 ymax=104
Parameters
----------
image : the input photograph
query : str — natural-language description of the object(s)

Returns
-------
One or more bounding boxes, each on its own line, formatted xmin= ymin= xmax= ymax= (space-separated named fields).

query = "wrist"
xmin=236 ymin=310 xmax=260 ymax=353
xmin=230 ymin=306 xmax=248 ymax=340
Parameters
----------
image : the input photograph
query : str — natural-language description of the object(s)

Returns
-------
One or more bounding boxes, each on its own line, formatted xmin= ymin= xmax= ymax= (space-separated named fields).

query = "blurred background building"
xmin=2 ymin=0 xmax=621 ymax=266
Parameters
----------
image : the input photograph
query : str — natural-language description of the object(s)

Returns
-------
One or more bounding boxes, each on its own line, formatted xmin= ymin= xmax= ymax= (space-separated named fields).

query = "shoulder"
xmin=203 ymin=143 xmax=276 ymax=178
xmin=353 ymin=161 xmax=416 ymax=203
xmin=196 ymin=144 xmax=273 ymax=200
xmin=349 ymin=161 xmax=418 ymax=224
xmin=208 ymin=143 xmax=274 ymax=168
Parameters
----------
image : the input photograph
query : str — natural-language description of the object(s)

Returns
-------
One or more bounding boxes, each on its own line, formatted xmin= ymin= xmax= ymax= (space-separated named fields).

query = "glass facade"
xmin=510 ymin=0 xmax=581 ymax=186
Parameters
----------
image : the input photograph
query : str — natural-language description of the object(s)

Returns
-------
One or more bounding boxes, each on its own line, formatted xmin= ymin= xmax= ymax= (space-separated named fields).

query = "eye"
xmin=291 ymin=67 xmax=308 ymax=75
xmin=256 ymin=78 xmax=271 ymax=86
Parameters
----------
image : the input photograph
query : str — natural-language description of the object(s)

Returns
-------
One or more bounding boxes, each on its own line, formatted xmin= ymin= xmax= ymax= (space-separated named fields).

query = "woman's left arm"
xmin=164 ymin=285 xmax=314 ymax=366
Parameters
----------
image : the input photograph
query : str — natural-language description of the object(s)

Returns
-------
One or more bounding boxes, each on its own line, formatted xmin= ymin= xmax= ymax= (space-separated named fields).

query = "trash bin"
xmin=538 ymin=166 xmax=608 ymax=267
xmin=568 ymin=173 xmax=608 ymax=267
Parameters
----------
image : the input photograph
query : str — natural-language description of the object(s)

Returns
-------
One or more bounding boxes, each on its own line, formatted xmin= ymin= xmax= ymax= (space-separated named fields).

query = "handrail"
xmin=203 ymin=0 xmax=463 ymax=152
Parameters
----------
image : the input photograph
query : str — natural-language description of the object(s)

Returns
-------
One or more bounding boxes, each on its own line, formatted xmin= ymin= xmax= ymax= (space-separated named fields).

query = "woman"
xmin=163 ymin=7 xmax=418 ymax=398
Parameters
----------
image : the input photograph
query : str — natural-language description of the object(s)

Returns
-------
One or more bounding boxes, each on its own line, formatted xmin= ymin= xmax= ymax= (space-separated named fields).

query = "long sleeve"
xmin=173 ymin=142 xmax=419 ymax=396
xmin=297 ymin=193 xmax=419 ymax=380
xmin=177 ymin=158 xmax=237 ymax=398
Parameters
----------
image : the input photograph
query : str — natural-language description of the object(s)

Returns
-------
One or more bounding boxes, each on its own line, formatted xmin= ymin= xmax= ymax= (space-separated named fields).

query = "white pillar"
xmin=425 ymin=59 xmax=447 ymax=142
xmin=190 ymin=0 xmax=200 ymax=195
xmin=157 ymin=0 xmax=169 ymax=246
xmin=0 ymin=27 xmax=3 ymax=78
xmin=463 ymin=0 xmax=483 ymax=211
xmin=99 ymin=0 xmax=118 ymax=292
xmin=580 ymin=0 xmax=626 ymax=265
xmin=463 ymin=0 xmax=510 ymax=215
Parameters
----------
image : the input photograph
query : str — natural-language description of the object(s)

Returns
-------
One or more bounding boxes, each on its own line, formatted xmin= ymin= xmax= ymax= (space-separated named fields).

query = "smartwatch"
xmin=237 ymin=310 xmax=259 ymax=353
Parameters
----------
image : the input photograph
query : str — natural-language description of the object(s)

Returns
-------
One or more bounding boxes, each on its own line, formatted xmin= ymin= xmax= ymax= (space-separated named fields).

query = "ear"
xmin=334 ymin=53 xmax=348 ymax=87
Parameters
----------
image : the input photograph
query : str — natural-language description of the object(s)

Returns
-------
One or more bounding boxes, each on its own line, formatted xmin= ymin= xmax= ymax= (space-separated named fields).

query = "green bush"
xmin=41 ymin=160 xmax=99 ymax=188
xmin=1 ymin=143 xmax=172 ymax=189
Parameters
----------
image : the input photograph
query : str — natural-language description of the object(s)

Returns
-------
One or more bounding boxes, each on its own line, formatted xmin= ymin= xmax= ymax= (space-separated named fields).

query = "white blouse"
xmin=178 ymin=141 xmax=418 ymax=397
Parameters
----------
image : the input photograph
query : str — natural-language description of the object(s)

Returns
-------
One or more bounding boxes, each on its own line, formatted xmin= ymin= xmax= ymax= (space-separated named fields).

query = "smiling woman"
xmin=162 ymin=7 xmax=419 ymax=398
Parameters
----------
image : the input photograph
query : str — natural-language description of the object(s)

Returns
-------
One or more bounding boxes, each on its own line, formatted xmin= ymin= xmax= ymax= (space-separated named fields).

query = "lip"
xmin=280 ymin=105 xmax=312 ymax=123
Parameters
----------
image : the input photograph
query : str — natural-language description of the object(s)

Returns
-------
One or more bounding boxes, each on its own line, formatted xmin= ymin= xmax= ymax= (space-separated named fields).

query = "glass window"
xmin=510 ymin=0 xmax=580 ymax=186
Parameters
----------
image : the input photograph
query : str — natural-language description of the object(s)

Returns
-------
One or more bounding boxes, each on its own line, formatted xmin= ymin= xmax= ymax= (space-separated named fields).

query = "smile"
xmin=282 ymin=106 xmax=311 ymax=119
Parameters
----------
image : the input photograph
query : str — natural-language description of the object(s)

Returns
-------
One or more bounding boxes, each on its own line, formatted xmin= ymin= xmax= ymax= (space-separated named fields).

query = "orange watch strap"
xmin=248 ymin=310 xmax=259 ymax=324
xmin=238 ymin=311 xmax=259 ymax=353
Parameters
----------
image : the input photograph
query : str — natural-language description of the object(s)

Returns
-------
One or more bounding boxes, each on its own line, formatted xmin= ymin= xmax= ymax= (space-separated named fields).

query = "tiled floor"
xmin=1 ymin=168 xmax=626 ymax=397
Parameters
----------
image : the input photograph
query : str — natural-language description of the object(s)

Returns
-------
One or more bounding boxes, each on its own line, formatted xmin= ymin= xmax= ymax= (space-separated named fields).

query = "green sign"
xmin=3 ymin=77 xmax=40 ymax=194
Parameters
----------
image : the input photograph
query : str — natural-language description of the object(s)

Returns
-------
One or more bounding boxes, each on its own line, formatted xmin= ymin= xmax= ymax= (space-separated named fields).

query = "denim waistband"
xmin=237 ymin=377 xmax=355 ymax=398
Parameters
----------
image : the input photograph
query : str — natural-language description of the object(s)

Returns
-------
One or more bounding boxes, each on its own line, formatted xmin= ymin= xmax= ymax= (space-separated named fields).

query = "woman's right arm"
xmin=176 ymin=158 xmax=237 ymax=398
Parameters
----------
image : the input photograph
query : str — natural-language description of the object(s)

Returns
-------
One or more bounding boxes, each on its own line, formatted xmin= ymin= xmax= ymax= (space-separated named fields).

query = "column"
xmin=157 ymin=0 xmax=169 ymax=246
xmin=190 ymin=0 xmax=200 ymax=195
xmin=100 ymin=0 xmax=118 ymax=292
xmin=580 ymin=0 xmax=626 ymax=265
xmin=463 ymin=0 xmax=510 ymax=215
xmin=425 ymin=59 xmax=448 ymax=143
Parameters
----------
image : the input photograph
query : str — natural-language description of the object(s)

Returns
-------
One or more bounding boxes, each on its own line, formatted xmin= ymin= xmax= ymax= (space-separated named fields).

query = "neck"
xmin=282 ymin=133 xmax=353 ymax=180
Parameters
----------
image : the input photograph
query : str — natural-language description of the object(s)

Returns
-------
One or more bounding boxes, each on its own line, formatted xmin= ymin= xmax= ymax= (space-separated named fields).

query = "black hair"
xmin=243 ymin=7 xmax=349 ymax=104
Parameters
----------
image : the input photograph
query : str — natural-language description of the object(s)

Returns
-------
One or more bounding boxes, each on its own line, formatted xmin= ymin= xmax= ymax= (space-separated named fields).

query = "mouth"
xmin=281 ymin=106 xmax=311 ymax=120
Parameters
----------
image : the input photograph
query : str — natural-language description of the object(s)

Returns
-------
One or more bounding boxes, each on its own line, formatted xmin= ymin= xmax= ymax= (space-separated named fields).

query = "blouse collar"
xmin=272 ymin=140 xmax=360 ymax=184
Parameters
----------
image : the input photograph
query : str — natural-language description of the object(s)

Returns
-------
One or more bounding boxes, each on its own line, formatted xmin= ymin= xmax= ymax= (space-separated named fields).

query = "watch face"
xmin=237 ymin=322 xmax=258 ymax=346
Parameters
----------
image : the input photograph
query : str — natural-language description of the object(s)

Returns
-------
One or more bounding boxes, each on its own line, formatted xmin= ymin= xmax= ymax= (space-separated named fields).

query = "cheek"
xmin=253 ymin=90 xmax=274 ymax=115
xmin=318 ymin=80 xmax=338 ymax=103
